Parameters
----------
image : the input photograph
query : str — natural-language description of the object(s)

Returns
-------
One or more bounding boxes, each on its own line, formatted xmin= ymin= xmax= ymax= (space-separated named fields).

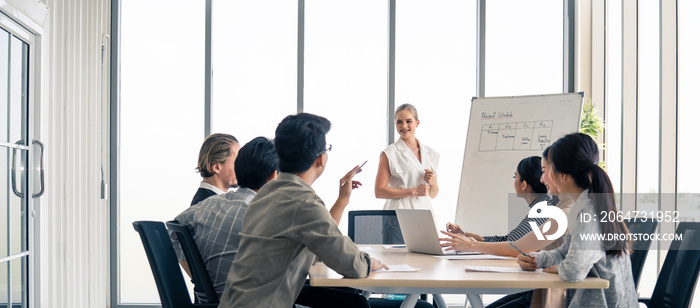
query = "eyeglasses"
xmin=317 ymin=144 xmax=332 ymax=156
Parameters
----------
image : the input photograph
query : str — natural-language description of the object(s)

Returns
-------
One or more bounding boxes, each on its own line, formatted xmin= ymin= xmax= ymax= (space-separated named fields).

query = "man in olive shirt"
xmin=219 ymin=113 xmax=387 ymax=308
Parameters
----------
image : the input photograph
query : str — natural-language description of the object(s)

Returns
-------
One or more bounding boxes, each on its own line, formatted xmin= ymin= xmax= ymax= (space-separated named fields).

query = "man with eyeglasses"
xmin=219 ymin=113 xmax=388 ymax=308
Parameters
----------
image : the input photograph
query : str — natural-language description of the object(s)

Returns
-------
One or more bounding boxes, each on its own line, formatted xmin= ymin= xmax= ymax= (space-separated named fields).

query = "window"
xmin=114 ymin=2 xmax=569 ymax=306
xmin=211 ymin=0 xmax=297 ymax=143
xmin=484 ymin=0 xmax=563 ymax=96
xmin=605 ymin=0 xmax=622 ymax=193
xmin=678 ymin=0 xmax=700 ymax=195
xmin=395 ymin=0 xmax=476 ymax=225
xmin=304 ymin=0 xmax=388 ymax=233
xmin=636 ymin=0 xmax=660 ymax=197
xmin=119 ymin=0 xmax=204 ymax=303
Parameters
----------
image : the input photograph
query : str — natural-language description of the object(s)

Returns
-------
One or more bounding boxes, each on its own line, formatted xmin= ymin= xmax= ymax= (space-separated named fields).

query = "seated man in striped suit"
xmin=172 ymin=137 xmax=278 ymax=299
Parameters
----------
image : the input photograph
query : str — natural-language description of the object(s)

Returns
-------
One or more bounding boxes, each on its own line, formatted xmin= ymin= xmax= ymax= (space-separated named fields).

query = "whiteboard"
xmin=455 ymin=93 xmax=583 ymax=234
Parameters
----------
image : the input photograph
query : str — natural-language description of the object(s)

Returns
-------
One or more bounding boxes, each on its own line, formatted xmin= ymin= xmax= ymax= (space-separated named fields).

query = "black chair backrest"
xmin=348 ymin=210 xmax=404 ymax=244
xmin=624 ymin=218 xmax=658 ymax=289
xmin=647 ymin=222 xmax=700 ymax=308
xmin=166 ymin=221 xmax=219 ymax=303
xmin=133 ymin=221 xmax=194 ymax=308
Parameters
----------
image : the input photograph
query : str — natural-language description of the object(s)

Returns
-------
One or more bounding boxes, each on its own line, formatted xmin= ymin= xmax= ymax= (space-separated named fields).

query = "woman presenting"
xmin=375 ymin=104 xmax=439 ymax=242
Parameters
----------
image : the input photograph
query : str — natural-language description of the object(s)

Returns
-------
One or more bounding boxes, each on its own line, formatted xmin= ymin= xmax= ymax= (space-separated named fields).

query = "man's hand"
xmin=338 ymin=165 xmax=363 ymax=203
xmin=330 ymin=165 xmax=363 ymax=225
xmin=370 ymin=257 xmax=389 ymax=271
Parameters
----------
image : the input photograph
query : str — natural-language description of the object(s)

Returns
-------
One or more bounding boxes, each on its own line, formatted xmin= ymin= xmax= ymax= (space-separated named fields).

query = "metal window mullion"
xmin=6 ymin=24 xmax=14 ymax=307
xmin=658 ymin=0 xmax=677 ymax=249
xmin=564 ymin=0 xmax=575 ymax=93
xmin=619 ymin=0 xmax=638 ymax=212
xmin=387 ymin=0 xmax=395 ymax=146
xmin=591 ymin=0 xmax=607 ymax=157
xmin=297 ymin=0 xmax=304 ymax=113
xmin=476 ymin=0 xmax=485 ymax=98
xmin=0 ymin=251 xmax=30 ymax=264
xmin=109 ymin=0 xmax=120 ymax=306
xmin=204 ymin=0 xmax=212 ymax=137
xmin=0 ymin=142 xmax=29 ymax=150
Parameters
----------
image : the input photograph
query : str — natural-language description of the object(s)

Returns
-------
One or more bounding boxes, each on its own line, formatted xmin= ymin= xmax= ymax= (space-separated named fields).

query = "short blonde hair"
xmin=395 ymin=103 xmax=419 ymax=120
xmin=195 ymin=133 xmax=239 ymax=178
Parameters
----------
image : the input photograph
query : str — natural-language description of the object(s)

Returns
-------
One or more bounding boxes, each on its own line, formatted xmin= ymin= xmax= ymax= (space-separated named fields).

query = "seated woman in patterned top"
xmin=445 ymin=155 xmax=556 ymax=243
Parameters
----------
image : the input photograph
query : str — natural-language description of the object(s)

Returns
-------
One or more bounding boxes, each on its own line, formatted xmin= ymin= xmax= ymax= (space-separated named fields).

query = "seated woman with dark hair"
xmin=446 ymin=156 xmax=555 ymax=243
xmin=440 ymin=146 xmax=571 ymax=257
xmin=516 ymin=133 xmax=637 ymax=307
xmin=443 ymin=156 xmax=556 ymax=308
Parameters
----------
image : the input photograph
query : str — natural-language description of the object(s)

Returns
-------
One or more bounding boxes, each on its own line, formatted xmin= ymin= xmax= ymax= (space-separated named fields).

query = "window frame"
xmin=109 ymin=1 xmax=574 ymax=306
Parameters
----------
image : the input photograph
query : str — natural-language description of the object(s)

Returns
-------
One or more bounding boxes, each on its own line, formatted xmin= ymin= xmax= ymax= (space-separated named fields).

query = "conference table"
xmin=309 ymin=245 xmax=609 ymax=308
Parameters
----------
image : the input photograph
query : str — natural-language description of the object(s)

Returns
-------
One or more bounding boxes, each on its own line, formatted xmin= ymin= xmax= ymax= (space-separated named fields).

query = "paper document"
xmin=382 ymin=244 xmax=407 ymax=249
xmin=434 ymin=254 xmax=512 ymax=260
xmin=358 ymin=246 xmax=373 ymax=251
xmin=375 ymin=264 xmax=420 ymax=272
xmin=464 ymin=266 xmax=543 ymax=273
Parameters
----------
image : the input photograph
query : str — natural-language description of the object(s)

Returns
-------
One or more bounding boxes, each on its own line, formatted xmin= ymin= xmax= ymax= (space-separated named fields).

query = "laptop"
xmin=395 ymin=209 xmax=477 ymax=256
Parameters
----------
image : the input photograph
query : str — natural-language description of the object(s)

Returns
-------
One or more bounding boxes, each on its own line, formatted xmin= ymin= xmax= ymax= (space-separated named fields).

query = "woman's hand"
xmin=414 ymin=183 xmax=430 ymax=196
xmin=446 ymin=222 xmax=464 ymax=234
xmin=424 ymin=169 xmax=437 ymax=186
xmin=516 ymin=254 xmax=538 ymax=271
xmin=543 ymin=265 xmax=558 ymax=274
xmin=424 ymin=169 xmax=439 ymax=198
xmin=438 ymin=231 xmax=478 ymax=251
xmin=445 ymin=222 xmax=484 ymax=241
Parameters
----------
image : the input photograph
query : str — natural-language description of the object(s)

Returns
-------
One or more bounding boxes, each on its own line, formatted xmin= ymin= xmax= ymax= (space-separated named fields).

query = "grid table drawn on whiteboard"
xmin=479 ymin=120 xmax=554 ymax=151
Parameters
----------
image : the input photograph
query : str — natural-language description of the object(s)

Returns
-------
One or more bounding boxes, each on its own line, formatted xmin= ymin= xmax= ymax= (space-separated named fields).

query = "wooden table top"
xmin=309 ymin=245 xmax=609 ymax=291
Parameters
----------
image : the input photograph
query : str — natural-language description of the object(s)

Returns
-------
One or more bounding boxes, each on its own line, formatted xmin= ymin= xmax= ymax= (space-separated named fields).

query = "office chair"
xmin=624 ymin=218 xmax=658 ymax=289
xmin=348 ymin=210 xmax=404 ymax=244
xmin=166 ymin=221 xmax=219 ymax=304
xmin=347 ymin=210 xmax=444 ymax=308
xmin=132 ymin=221 xmax=217 ymax=308
xmin=639 ymin=222 xmax=700 ymax=308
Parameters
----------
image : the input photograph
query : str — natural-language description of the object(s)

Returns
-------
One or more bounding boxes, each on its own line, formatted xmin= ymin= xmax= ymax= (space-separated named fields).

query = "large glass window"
xmin=636 ymin=1 xmax=660 ymax=199
xmin=395 ymin=0 xmax=476 ymax=226
xmin=605 ymin=0 xmax=622 ymax=193
xmin=678 ymin=0 xmax=700 ymax=196
xmin=115 ymin=1 xmax=569 ymax=306
xmin=304 ymin=0 xmax=388 ymax=234
xmin=211 ymin=0 xmax=297 ymax=143
xmin=119 ymin=0 xmax=204 ymax=303
xmin=678 ymin=1 xmax=700 ymax=305
xmin=484 ymin=0 xmax=563 ymax=96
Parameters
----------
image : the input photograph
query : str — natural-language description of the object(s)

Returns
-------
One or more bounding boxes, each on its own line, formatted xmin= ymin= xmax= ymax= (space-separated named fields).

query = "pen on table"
xmin=507 ymin=241 xmax=530 ymax=258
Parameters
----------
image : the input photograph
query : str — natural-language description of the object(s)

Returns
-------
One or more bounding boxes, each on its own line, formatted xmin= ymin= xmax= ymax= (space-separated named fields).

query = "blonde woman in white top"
xmin=375 ymin=104 xmax=439 ymax=242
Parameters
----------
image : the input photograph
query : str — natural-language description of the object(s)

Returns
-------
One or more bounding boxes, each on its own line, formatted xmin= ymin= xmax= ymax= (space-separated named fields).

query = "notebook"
xmin=395 ymin=209 xmax=478 ymax=256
